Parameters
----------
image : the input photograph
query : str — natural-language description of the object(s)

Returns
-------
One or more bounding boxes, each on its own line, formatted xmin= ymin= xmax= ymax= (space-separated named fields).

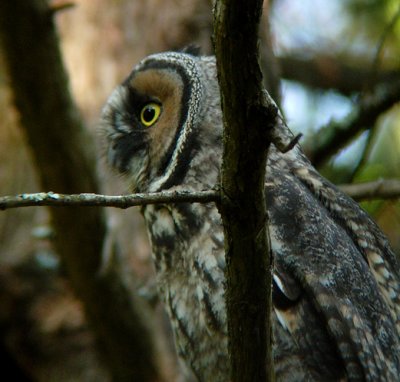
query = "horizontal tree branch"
xmin=1 ymin=180 xmax=399 ymax=212
xmin=0 ymin=190 xmax=220 ymax=211
xmin=338 ymin=179 xmax=400 ymax=201
xmin=307 ymin=79 xmax=400 ymax=168
xmin=278 ymin=54 xmax=400 ymax=95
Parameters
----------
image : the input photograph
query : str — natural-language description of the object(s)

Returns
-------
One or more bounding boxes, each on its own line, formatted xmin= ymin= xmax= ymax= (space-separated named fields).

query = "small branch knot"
xmin=279 ymin=133 xmax=303 ymax=153
xmin=48 ymin=1 xmax=75 ymax=16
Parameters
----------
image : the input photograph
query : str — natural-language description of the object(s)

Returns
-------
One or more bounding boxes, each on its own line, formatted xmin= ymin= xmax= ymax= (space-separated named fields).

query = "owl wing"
xmin=267 ymin=146 xmax=400 ymax=381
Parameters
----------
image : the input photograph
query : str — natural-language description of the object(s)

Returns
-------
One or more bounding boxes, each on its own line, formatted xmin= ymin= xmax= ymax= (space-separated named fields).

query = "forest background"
xmin=0 ymin=0 xmax=399 ymax=380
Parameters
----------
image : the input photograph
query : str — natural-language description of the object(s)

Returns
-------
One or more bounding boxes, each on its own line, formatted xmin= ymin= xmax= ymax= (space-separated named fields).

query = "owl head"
xmin=101 ymin=51 xmax=222 ymax=193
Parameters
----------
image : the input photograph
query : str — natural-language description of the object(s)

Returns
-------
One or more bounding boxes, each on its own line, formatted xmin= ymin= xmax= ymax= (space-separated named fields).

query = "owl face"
xmin=101 ymin=51 xmax=216 ymax=193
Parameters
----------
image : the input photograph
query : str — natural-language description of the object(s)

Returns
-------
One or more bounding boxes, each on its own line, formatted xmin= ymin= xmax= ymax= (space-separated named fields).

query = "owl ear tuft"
xmin=180 ymin=44 xmax=201 ymax=56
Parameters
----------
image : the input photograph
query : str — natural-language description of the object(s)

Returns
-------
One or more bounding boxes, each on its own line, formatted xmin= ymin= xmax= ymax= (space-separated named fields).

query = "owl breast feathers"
xmin=101 ymin=50 xmax=400 ymax=381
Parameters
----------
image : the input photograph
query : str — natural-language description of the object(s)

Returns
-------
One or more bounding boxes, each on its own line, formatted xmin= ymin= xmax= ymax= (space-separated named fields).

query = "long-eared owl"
xmin=101 ymin=50 xmax=400 ymax=381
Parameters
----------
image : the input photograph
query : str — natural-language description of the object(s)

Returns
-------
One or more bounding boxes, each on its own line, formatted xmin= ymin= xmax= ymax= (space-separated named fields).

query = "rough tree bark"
xmin=213 ymin=1 xmax=274 ymax=381
xmin=0 ymin=1 xmax=163 ymax=381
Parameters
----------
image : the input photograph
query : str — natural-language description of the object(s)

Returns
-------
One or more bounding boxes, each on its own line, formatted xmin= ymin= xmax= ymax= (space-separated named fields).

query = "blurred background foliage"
xmin=0 ymin=0 xmax=399 ymax=380
xmin=273 ymin=0 xmax=400 ymax=248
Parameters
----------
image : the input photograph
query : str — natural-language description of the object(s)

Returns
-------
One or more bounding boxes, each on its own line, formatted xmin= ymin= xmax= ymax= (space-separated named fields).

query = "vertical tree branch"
xmin=0 ymin=1 xmax=162 ymax=381
xmin=260 ymin=1 xmax=281 ymax=106
xmin=213 ymin=1 xmax=274 ymax=381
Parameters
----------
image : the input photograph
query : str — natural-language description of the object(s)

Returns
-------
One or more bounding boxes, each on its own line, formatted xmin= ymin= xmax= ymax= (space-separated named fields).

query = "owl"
xmin=101 ymin=50 xmax=400 ymax=381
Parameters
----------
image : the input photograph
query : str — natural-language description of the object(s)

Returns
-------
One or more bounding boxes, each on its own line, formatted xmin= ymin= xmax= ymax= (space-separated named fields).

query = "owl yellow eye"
xmin=140 ymin=103 xmax=161 ymax=127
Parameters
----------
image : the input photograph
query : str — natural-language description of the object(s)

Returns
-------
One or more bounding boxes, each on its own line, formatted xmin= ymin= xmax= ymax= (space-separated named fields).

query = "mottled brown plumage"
xmin=101 ymin=51 xmax=400 ymax=381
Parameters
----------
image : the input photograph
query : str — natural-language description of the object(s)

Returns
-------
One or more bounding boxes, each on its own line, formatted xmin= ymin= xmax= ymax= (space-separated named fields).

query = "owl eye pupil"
xmin=140 ymin=102 xmax=161 ymax=127
xmin=143 ymin=107 xmax=155 ymax=122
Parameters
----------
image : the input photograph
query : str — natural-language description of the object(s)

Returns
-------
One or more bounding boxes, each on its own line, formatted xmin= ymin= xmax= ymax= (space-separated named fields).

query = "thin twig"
xmin=48 ymin=1 xmax=75 ymax=15
xmin=369 ymin=4 xmax=400 ymax=89
xmin=339 ymin=179 xmax=400 ymax=202
xmin=279 ymin=133 xmax=303 ymax=153
xmin=2 ymin=180 xmax=399 ymax=212
xmin=0 ymin=190 xmax=220 ymax=211
xmin=348 ymin=126 xmax=376 ymax=182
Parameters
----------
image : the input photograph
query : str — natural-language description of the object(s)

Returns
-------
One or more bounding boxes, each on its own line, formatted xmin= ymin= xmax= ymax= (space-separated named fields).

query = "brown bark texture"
xmin=213 ymin=1 xmax=275 ymax=381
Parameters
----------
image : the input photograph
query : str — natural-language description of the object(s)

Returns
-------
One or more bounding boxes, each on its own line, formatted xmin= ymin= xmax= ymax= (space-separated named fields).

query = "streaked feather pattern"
xmin=102 ymin=51 xmax=400 ymax=381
